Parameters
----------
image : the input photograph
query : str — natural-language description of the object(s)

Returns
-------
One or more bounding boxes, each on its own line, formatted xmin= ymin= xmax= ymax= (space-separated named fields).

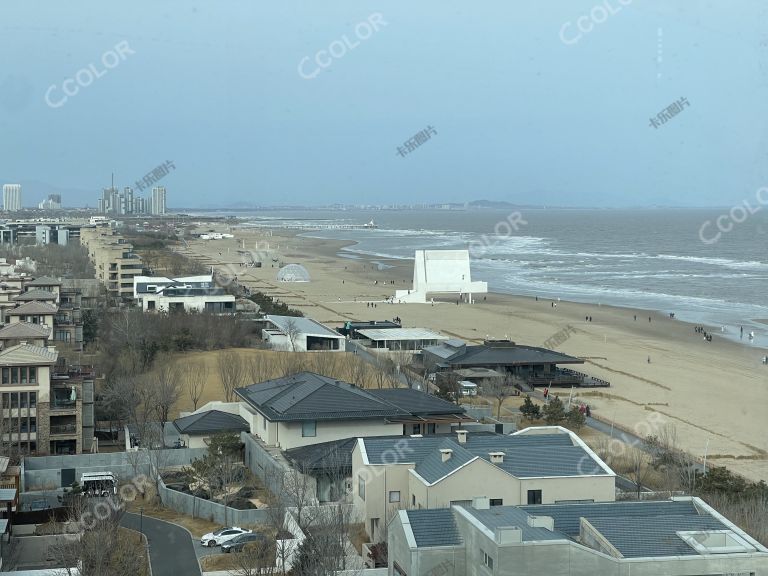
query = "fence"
xmin=241 ymin=432 xmax=292 ymax=496
xmin=22 ymin=448 xmax=208 ymax=492
xmin=157 ymin=477 xmax=270 ymax=525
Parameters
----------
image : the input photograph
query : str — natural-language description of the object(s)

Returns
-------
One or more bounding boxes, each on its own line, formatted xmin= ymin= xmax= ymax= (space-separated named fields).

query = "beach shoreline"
xmin=180 ymin=224 xmax=768 ymax=483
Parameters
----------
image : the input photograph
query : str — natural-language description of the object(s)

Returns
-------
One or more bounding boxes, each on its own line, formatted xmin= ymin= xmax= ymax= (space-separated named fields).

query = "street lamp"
xmin=139 ymin=506 xmax=144 ymax=543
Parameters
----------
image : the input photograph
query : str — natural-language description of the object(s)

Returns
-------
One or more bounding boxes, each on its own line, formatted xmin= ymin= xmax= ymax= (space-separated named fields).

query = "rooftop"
xmin=265 ymin=315 xmax=342 ymax=339
xmin=173 ymin=409 xmax=249 ymax=435
xmin=361 ymin=428 xmax=612 ymax=483
xmin=0 ymin=343 xmax=58 ymax=366
xmin=26 ymin=276 xmax=62 ymax=287
xmin=424 ymin=341 xmax=583 ymax=367
xmin=7 ymin=301 xmax=58 ymax=316
xmin=356 ymin=327 xmax=448 ymax=342
xmin=236 ymin=372 xmax=466 ymax=423
xmin=14 ymin=289 xmax=58 ymax=302
xmin=404 ymin=498 xmax=767 ymax=559
xmin=0 ymin=322 xmax=52 ymax=340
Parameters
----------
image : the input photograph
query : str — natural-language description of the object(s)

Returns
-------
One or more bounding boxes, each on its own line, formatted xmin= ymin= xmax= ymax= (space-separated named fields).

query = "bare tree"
xmin=150 ymin=357 xmax=182 ymax=431
xmin=311 ymin=350 xmax=340 ymax=379
xmin=284 ymin=318 xmax=301 ymax=352
xmin=47 ymin=495 xmax=149 ymax=576
xmin=182 ymin=359 xmax=209 ymax=411
xmin=371 ymin=355 xmax=396 ymax=389
xmin=276 ymin=352 xmax=308 ymax=378
xmin=248 ymin=353 xmax=271 ymax=384
xmin=485 ymin=375 xmax=514 ymax=419
xmin=345 ymin=354 xmax=370 ymax=387
xmin=218 ymin=350 xmax=245 ymax=402
xmin=627 ymin=447 xmax=653 ymax=499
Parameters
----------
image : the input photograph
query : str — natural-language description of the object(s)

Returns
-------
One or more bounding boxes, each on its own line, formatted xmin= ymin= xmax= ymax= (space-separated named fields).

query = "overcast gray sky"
xmin=1 ymin=0 xmax=767 ymax=208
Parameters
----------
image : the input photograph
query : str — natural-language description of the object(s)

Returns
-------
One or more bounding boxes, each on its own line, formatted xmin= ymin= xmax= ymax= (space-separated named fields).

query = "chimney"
xmin=472 ymin=496 xmax=490 ymax=510
xmin=440 ymin=448 xmax=453 ymax=462
xmin=456 ymin=430 xmax=467 ymax=444
xmin=527 ymin=515 xmax=554 ymax=531
xmin=489 ymin=451 xmax=504 ymax=464
xmin=495 ymin=526 xmax=522 ymax=544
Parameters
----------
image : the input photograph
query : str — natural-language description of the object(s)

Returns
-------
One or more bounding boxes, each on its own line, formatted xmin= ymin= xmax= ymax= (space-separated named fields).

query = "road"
xmin=121 ymin=512 xmax=202 ymax=576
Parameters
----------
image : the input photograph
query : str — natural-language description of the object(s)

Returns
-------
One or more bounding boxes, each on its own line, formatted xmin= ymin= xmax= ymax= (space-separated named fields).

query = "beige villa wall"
xmin=420 ymin=459 xmax=522 ymax=508
xmin=276 ymin=419 xmax=401 ymax=450
xmin=519 ymin=475 xmax=615 ymax=504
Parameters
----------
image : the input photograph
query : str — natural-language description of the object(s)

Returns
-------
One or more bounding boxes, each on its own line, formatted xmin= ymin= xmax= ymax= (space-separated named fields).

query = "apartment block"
xmin=80 ymin=226 xmax=144 ymax=302
xmin=0 ymin=343 xmax=94 ymax=455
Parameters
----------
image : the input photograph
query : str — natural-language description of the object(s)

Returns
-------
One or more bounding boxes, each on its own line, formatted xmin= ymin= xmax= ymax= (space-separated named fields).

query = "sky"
xmin=1 ymin=0 xmax=767 ymax=208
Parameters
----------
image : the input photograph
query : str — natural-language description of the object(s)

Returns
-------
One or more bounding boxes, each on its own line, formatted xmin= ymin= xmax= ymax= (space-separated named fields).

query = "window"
xmin=1 ymin=368 xmax=8 ymax=385
xmin=527 ymin=489 xmax=542 ymax=505
xmin=29 ymin=367 xmax=36 ymax=384
xmin=482 ymin=550 xmax=494 ymax=571
xmin=301 ymin=420 xmax=316 ymax=437
xmin=490 ymin=499 xmax=503 ymax=507
xmin=427 ymin=423 xmax=436 ymax=434
xmin=411 ymin=424 xmax=420 ymax=435
xmin=358 ymin=475 xmax=365 ymax=501
xmin=411 ymin=494 xmax=416 ymax=506
xmin=262 ymin=415 xmax=266 ymax=430
xmin=29 ymin=392 xmax=36 ymax=407
xmin=389 ymin=491 xmax=401 ymax=503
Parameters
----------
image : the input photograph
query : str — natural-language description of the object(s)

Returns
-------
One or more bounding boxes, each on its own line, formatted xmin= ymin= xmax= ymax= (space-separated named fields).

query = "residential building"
xmin=79 ymin=226 xmax=144 ymax=302
xmin=0 ymin=343 xmax=94 ymax=455
xmin=172 ymin=410 xmax=250 ymax=449
xmin=262 ymin=315 xmax=346 ymax=351
xmin=132 ymin=274 xmax=234 ymax=313
xmin=354 ymin=426 xmax=615 ymax=542
xmin=0 ymin=323 xmax=51 ymax=349
xmin=37 ymin=194 xmax=62 ymax=210
xmin=2 ymin=185 xmax=21 ymax=212
xmin=354 ymin=328 xmax=448 ymax=351
xmin=422 ymin=339 xmax=610 ymax=388
xmin=388 ymin=497 xmax=768 ymax=576
xmin=233 ymin=372 xmax=470 ymax=451
xmin=338 ymin=320 xmax=402 ymax=339
xmin=35 ymin=225 xmax=70 ymax=246
xmin=6 ymin=302 xmax=57 ymax=340
xmin=151 ymin=186 xmax=166 ymax=215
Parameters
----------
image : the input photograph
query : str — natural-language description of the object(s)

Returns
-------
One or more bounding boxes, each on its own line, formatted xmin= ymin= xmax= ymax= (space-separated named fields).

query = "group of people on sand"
xmin=695 ymin=326 xmax=713 ymax=342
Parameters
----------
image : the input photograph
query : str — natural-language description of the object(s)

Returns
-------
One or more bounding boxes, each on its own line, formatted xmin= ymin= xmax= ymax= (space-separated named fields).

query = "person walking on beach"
xmin=741 ymin=326 xmax=744 ymax=339
xmin=634 ymin=314 xmax=637 ymax=321
xmin=648 ymin=316 xmax=652 ymax=323
xmin=647 ymin=356 xmax=651 ymax=364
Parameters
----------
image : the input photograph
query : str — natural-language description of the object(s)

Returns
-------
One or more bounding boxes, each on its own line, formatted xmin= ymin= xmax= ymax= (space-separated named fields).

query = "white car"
xmin=200 ymin=527 xmax=252 ymax=547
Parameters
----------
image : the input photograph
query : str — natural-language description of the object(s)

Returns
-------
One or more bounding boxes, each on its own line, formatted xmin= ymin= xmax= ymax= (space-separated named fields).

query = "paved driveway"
xmin=121 ymin=512 xmax=201 ymax=576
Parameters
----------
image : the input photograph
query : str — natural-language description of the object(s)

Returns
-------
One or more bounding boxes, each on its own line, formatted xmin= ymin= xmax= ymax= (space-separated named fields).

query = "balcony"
xmin=50 ymin=423 xmax=77 ymax=436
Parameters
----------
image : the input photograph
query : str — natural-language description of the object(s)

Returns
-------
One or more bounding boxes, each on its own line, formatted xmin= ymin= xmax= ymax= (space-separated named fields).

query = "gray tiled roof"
xmin=14 ymin=289 xmax=58 ymax=301
xmin=285 ymin=437 xmax=358 ymax=473
xmin=27 ymin=276 xmax=62 ymax=286
xmin=520 ymin=500 xmax=729 ymax=558
xmin=0 ymin=343 xmax=58 ymax=365
xmin=432 ymin=343 xmax=583 ymax=367
xmin=173 ymin=410 xmax=249 ymax=435
xmin=235 ymin=372 xmax=407 ymax=422
xmin=7 ymin=301 xmax=58 ymax=315
xmin=0 ymin=322 xmax=51 ymax=339
xmin=363 ymin=432 xmax=608 ymax=482
xmin=369 ymin=388 xmax=466 ymax=416
xmin=406 ymin=509 xmax=462 ymax=547
xmin=463 ymin=505 xmax=565 ymax=542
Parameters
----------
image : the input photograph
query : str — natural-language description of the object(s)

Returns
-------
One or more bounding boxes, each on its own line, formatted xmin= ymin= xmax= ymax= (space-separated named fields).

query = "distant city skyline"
xmin=1 ymin=1 xmax=767 ymax=208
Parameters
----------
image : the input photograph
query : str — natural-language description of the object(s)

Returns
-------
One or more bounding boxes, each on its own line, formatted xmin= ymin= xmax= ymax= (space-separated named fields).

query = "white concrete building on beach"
xmin=395 ymin=250 xmax=487 ymax=303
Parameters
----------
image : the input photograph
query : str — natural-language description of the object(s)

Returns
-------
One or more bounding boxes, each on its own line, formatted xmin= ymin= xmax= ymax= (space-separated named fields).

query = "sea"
xmin=204 ymin=208 xmax=768 ymax=348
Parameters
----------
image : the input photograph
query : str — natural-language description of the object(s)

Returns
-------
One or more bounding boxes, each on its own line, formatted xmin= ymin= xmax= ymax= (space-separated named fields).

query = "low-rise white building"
xmin=262 ymin=315 xmax=346 ymax=351
xmin=133 ymin=275 xmax=234 ymax=313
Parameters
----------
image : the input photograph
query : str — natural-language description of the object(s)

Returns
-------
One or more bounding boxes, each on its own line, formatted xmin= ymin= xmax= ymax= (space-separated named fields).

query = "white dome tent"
xmin=277 ymin=263 xmax=311 ymax=282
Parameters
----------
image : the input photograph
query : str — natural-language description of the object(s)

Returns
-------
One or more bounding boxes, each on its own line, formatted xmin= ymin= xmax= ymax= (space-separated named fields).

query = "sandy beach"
xmin=180 ymin=224 xmax=768 ymax=483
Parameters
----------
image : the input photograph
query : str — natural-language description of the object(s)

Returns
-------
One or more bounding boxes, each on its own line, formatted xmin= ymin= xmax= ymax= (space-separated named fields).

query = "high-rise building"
xmin=120 ymin=187 xmax=134 ymax=215
xmin=151 ymin=186 xmax=167 ymax=215
xmin=3 ymin=184 xmax=22 ymax=212
xmin=38 ymin=194 xmax=62 ymax=210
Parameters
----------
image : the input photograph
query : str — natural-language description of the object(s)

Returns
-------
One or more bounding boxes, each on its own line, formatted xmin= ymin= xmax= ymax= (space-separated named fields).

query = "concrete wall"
xmin=242 ymin=432 xmax=290 ymax=497
xmin=23 ymin=448 xmax=207 ymax=491
xmin=157 ymin=477 xmax=269 ymax=526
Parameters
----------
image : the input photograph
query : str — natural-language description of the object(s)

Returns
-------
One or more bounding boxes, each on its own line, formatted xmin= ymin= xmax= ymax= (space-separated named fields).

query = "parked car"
xmin=221 ymin=532 xmax=267 ymax=553
xmin=200 ymin=527 xmax=252 ymax=547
